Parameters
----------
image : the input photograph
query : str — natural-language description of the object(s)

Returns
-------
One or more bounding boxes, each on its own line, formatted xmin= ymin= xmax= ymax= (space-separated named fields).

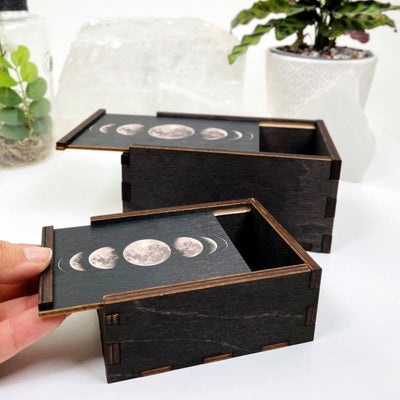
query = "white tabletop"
xmin=1 ymin=0 xmax=400 ymax=397
xmin=0 ymin=132 xmax=399 ymax=399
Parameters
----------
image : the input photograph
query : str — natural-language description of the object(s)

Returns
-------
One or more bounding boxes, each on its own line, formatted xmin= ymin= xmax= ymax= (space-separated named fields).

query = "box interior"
xmin=259 ymin=123 xmax=330 ymax=156
xmin=216 ymin=208 xmax=303 ymax=270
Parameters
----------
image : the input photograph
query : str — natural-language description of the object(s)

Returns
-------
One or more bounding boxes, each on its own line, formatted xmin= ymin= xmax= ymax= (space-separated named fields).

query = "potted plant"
xmin=228 ymin=0 xmax=399 ymax=116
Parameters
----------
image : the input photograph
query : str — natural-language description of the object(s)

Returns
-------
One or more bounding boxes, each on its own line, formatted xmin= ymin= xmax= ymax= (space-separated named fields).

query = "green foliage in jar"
xmin=0 ymin=45 xmax=52 ymax=140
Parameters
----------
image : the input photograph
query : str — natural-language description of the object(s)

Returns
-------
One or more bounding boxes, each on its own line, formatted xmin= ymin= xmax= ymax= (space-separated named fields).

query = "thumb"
xmin=0 ymin=241 xmax=52 ymax=284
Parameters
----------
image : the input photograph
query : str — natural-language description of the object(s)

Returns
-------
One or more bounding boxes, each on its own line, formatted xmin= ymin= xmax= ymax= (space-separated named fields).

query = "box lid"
xmin=39 ymin=199 xmax=321 ymax=317
xmin=56 ymin=109 xmax=261 ymax=153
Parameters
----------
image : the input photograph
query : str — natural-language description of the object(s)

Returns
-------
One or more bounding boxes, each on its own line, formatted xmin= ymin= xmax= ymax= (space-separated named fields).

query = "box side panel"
xmin=123 ymin=148 xmax=339 ymax=253
xmin=101 ymin=271 xmax=319 ymax=383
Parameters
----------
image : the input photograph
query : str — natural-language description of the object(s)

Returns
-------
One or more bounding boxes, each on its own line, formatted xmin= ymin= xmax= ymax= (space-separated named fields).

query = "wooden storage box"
xmin=39 ymin=199 xmax=321 ymax=383
xmin=56 ymin=110 xmax=341 ymax=253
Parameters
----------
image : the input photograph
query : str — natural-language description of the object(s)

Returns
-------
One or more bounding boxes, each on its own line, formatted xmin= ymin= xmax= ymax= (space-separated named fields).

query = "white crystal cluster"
xmin=54 ymin=18 xmax=245 ymax=136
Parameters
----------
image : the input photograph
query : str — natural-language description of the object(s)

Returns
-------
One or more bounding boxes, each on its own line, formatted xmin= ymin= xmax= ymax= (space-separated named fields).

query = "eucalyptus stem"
xmin=15 ymin=67 xmax=33 ymax=136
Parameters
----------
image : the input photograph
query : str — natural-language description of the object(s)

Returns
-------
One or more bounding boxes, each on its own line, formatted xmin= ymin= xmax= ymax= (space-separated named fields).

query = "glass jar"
xmin=0 ymin=0 xmax=53 ymax=168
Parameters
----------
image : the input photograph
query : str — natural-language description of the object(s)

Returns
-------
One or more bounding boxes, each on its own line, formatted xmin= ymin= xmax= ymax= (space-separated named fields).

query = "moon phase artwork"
xmin=69 ymin=113 xmax=260 ymax=152
xmin=50 ymin=211 xmax=250 ymax=312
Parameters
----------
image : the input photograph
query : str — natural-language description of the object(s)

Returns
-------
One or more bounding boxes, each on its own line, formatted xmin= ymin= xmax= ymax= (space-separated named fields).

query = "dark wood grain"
xmin=316 ymin=120 xmax=342 ymax=180
xmin=56 ymin=109 xmax=106 ymax=150
xmin=123 ymin=146 xmax=339 ymax=252
xmin=100 ymin=269 xmax=319 ymax=383
xmin=38 ymin=226 xmax=54 ymax=311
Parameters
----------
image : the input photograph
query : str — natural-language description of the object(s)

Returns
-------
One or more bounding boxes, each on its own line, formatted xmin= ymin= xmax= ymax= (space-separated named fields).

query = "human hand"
xmin=0 ymin=241 xmax=66 ymax=363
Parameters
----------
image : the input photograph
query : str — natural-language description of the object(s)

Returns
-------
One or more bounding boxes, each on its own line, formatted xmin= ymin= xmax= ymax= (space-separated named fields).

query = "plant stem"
xmin=15 ymin=68 xmax=33 ymax=136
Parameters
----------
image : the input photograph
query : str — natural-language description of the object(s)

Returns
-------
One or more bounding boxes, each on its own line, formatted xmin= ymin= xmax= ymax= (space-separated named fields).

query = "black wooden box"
xmin=56 ymin=110 xmax=341 ymax=253
xmin=39 ymin=199 xmax=321 ymax=383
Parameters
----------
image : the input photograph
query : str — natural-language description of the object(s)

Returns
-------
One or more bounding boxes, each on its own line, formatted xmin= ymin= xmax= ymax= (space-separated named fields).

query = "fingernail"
xmin=23 ymin=247 xmax=52 ymax=263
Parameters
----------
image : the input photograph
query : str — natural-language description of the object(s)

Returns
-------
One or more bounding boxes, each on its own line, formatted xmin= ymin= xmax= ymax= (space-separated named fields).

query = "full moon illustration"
xmin=229 ymin=130 xmax=243 ymax=141
xmin=99 ymin=123 xmax=116 ymax=134
xmin=123 ymin=239 xmax=171 ymax=266
xmin=200 ymin=127 xmax=228 ymax=140
xmin=174 ymin=237 xmax=204 ymax=258
xmin=116 ymin=123 xmax=144 ymax=136
xmin=200 ymin=237 xmax=218 ymax=254
xmin=88 ymin=247 xmax=119 ymax=270
xmin=69 ymin=252 xmax=86 ymax=271
xmin=148 ymin=124 xmax=195 ymax=139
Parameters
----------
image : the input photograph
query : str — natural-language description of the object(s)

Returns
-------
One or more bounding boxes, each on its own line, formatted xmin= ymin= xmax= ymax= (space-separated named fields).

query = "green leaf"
xmin=20 ymin=62 xmax=38 ymax=83
xmin=0 ymin=107 xmax=26 ymax=125
xmin=0 ymin=87 xmax=22 ymax=106
xmin=231 ymin=0 xmax=317 ymax=28
xmin=274 ymin=12 xmax=316 ymax=40
xmin=1 ymin=124 xmax=29 ymax=140
xmin=29 ymin=98 xmax=51 ymax=118
xmin=33 ymin=115 xmax=52 ymax=135
xmin=0 ymin=56 xmax=12 ymax=69
xmin=228 ymin=11 xmax=317 ymax=63
xmin=10 ymin=45 xmax=30 ymax=67
xmin=26 ymin=77 xmax=47 ymax=100
xmin=322 ymin=13 xmax=397 ymax=38
xmin=0 ymin=70 xmax=18 ymax=87
xmin=229 ymin=20 xmax=278 ymax=64
xmin=333 ymin=1 xmax=399 ymax=18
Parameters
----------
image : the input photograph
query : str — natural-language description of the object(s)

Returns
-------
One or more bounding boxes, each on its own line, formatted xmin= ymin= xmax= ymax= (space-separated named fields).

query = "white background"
xmin=0 ymin=1 xmax=400 ymax=398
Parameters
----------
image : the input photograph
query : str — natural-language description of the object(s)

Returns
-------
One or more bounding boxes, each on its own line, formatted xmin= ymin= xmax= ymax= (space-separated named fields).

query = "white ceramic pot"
xmin=266 ymin=47 xmax=377 ymax=116
xmin=266 ymin=47 xmax=378 ymax=182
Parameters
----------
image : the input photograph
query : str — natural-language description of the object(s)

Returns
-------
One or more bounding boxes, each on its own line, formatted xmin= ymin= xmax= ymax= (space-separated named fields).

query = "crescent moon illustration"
xmin=99 ymin=123 xmax=115 ymax=134
xmin=216 ymin=236 xmax=229 ymax=251
xmin=69 ymin=252 xmax=86 ymax=271
xmin=200 ymin=236 xmax=218 ymax=254
xmin=200 ymin=127 xmax=228 ymax=141
xmin=174 ymin=237 xmax=204 ymax=258
xmin=123 ymin=239 xmax=171 ymax=266
xmin=116 ymin=123 xmax=144 ymax=136
xmin=246 ymin=132 xmax=255 ymax=140
xmin=57 ymin=258 xmax=66 ymax=272
xmin=229 ymin=130 xmax=243 ymax=141
xmin=88 ymin=247 xmax=119 ymax=270
xmin=148 ymin=124 xmax=195 ymax=140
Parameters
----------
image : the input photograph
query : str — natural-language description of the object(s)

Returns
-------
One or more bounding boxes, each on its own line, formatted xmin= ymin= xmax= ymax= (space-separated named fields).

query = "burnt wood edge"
xmin=249 ymin=198 xmax=322 ymax=289
xmin=140 ymin=366 xmax=172 ymax=377
xmin=321 ymin=235 xmax=332 ymax=253
xmin=315 ymin=120 xmax=342 ymax=180
xmin=91 ymin=198 xmax=254 ymax=225
xmin=305 ymin=306 xmax=318 ymax=326
xmin=102 ymin=264 xmax=310 ymax=305
xmin=127 ymin=144 xmax=331 ymax=162
xmin=325 ymin=197 xmax=337 ymax=218
xmin=40 ymin=264 xmax=310 ymax=317
xmin=112 ymin=340 xmax=291 ymax=381
xmin=57 ymin=145 xmax=127 ymax=152
xmin=56 ymin=109 xmax=106 ymax=150
xmin=38 ymin=226 xmax=54 ymax=311
xmin=156 ymin=111 xmax=316 ymax=125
